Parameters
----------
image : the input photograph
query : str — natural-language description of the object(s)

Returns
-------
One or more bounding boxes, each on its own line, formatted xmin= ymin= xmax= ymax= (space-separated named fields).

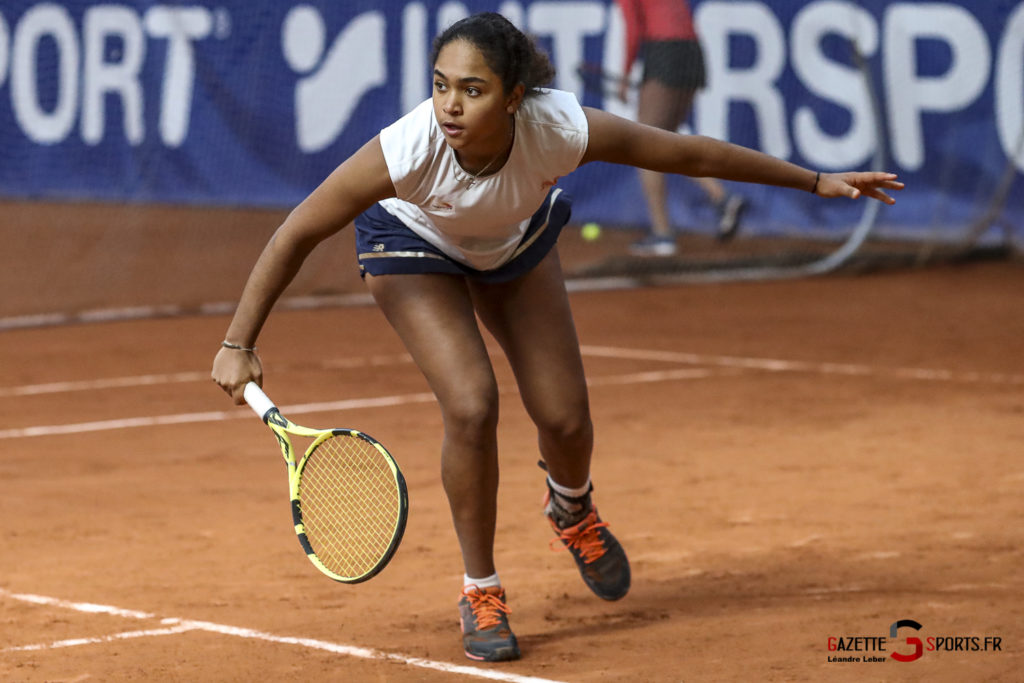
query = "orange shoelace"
xmin=462 ymin=587 xmax=511 ymax=630
xmin=550 ymin=511 xmax=609 ymax=564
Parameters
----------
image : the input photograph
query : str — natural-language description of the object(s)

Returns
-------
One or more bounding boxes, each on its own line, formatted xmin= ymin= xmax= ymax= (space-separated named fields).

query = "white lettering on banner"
xmin=3 ymin=3 xmax=216 ymax=147
xmin=144 ymin=7 xmax=213 ymax=148
xmin=281 ymin=6 xmax=324 ymax=73
xmin=695 ymin=2 xmax=791 ymax=159
xmin=688 ymin=0 xmax=1020 ymax=170
xmin=790 ymin=2 xmax=878 ymax=168
xmin=437 ymin=2 xmax=470 ymax=39
xmin=0 ymin=1 xmax=1021 ymax=171
xmin=996 ymin=3 xmax=1024 ymax=171
xmin=884 ymin=3 xmax=990 ymax=170
xmin=401 ymin=2 xmax=428 ymax=115
xmin=528 ymin=2 xmax=606 ymax=95
xmin=0 ymin=14 xmax=9 ymax=90
xmin=498 ymin=1 xmax=525 ymax=28
xmin=82 ymin=6 xmax=145 ymax=145
xmin=282 ymin=8 xmax=386 ymax=153
xmin=11 ymin=4 xmax=79 ymax=144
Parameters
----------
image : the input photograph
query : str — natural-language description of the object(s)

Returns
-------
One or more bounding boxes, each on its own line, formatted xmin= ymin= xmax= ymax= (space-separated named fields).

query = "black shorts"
xmin=642 ymin=39 xmax=706 ymax=90
xmin=354 ymin=188 xmax=572 ymax=284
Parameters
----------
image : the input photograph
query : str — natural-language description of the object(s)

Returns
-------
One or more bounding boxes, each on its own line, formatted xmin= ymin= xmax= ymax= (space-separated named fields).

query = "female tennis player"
xmin=211 ymin=12 xmax=902 ymax=662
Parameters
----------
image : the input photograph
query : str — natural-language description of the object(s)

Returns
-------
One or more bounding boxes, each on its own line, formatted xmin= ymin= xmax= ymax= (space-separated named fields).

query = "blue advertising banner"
xmin=0 ymin=1 xmax=1021 ymax=235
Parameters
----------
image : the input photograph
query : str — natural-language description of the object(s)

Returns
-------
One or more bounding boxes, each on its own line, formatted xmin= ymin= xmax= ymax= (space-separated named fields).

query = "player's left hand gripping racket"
xmin=243 ymin=381 xmax=408 ymax=583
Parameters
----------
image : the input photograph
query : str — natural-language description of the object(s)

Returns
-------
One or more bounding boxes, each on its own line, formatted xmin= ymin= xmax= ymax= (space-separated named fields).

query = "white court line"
xmin=5 ymin=591 xmax=154 ymax=618
xmin=0 ymin=355 xmax=416 ymax=397
xmin=5 ymin=624 xmax=199 ymax=652
xmin=0 ymin=589 xmax=566 ymax=683
xmin=580 ymin=345 xmax=1024 ymax=385
xmin=0 ymin=372 xmax=210 ymax=397
xmin=0 ymin=293 xmax=377 ymax=332
xmin=585 ymin=368 xmax=715 ymax=386
xmin=0 ymin=392 xmax=439 ymax=440
xmin=3 ymin=345 xmax=1021 ymax=440
xmin=168 ymin=619 xmax=565 ymax=683
xmin=0 ymin=366 xmax=725 ymax=440
xmin=3 ymin=346 xmax=1019 ymax=400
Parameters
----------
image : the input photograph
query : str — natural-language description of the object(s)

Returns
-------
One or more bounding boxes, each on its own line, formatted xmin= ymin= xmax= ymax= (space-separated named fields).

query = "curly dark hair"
xmin=431 ymin=12 xmax=556 ymax=97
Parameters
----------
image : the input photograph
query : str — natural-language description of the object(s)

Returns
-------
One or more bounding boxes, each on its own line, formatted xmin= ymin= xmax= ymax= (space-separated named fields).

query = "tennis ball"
xmin=581 ymin=222 xmax=602 ymax=242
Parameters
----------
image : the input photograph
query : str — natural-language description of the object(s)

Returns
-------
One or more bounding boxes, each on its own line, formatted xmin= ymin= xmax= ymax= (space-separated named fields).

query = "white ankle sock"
xmin=464 ymin=572 xmax=501 ymax=590
xmin=547 ymin=476 xmax=591 ymax=498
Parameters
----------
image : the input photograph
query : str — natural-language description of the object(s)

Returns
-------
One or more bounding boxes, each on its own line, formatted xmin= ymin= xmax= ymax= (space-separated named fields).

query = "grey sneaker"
xmin=545 ymin=495 xmax=631 ymax=601
xmin=458 ymin=586 xmax=520 ymax=662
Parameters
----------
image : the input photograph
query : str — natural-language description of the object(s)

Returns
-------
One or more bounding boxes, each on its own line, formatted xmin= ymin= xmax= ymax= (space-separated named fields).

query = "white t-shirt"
xmin=378 ymin=89 xmax=589 ymax=271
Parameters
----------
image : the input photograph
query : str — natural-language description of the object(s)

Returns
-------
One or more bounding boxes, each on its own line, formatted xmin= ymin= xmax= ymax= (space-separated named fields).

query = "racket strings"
xmin=298 ymin=435 xmax=402 ymax=577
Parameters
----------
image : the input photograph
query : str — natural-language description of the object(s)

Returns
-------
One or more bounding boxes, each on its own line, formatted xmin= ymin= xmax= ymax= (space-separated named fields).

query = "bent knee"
xmin=439 ymin=390 xmax=499 ymax=439
xmin=535 ymin=407 xmax=593 ymax=446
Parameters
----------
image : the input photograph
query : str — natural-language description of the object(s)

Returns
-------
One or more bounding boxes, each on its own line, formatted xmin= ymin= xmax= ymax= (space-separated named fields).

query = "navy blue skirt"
xmin=354 ymin=188 xmax=572 ymax=284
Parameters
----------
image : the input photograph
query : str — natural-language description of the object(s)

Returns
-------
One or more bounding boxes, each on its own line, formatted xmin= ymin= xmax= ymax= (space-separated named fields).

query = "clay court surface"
xmin=1 ymin=251 xmax=1022 ymax=681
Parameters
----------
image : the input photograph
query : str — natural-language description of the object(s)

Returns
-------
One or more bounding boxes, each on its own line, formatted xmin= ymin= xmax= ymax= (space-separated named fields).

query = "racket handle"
xmin=243 ymin=381 xmax=277 ymax=422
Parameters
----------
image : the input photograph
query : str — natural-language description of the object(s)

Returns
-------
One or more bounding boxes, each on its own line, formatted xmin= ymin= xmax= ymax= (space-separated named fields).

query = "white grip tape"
xmin=243 ymin=382 xmax=277 ymax=420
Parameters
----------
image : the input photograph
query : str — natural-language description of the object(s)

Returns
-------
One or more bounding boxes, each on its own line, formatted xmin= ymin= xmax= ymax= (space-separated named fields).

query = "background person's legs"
xmin=630 ymin=79 xmax=742 ymax=255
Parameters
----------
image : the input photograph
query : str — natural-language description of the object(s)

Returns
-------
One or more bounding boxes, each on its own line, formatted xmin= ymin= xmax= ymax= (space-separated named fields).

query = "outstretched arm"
xmin=211 ymin=136 xmax=396 ymax=403
xmin=580 ymin=106 xmax=903 ymax=204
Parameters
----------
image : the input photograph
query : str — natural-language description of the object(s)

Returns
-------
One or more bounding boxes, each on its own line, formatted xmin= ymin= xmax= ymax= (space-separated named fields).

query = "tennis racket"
xmin=243 ymin=381 xmax=408 ymax=583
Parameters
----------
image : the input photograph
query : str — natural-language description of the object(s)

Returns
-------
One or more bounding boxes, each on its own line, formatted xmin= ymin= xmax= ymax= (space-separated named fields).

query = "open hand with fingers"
xmin=814 ymin=171 xmax=904 ymax=204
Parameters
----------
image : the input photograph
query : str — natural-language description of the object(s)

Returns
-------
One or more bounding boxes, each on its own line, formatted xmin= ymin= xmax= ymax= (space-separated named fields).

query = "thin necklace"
xmin=463 ymin=120 xmax=515 ymax=187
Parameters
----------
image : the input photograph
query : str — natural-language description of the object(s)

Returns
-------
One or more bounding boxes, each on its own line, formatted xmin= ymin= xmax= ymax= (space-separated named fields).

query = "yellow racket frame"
xmin=245 ymin=382 xmax=408 ymax=583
